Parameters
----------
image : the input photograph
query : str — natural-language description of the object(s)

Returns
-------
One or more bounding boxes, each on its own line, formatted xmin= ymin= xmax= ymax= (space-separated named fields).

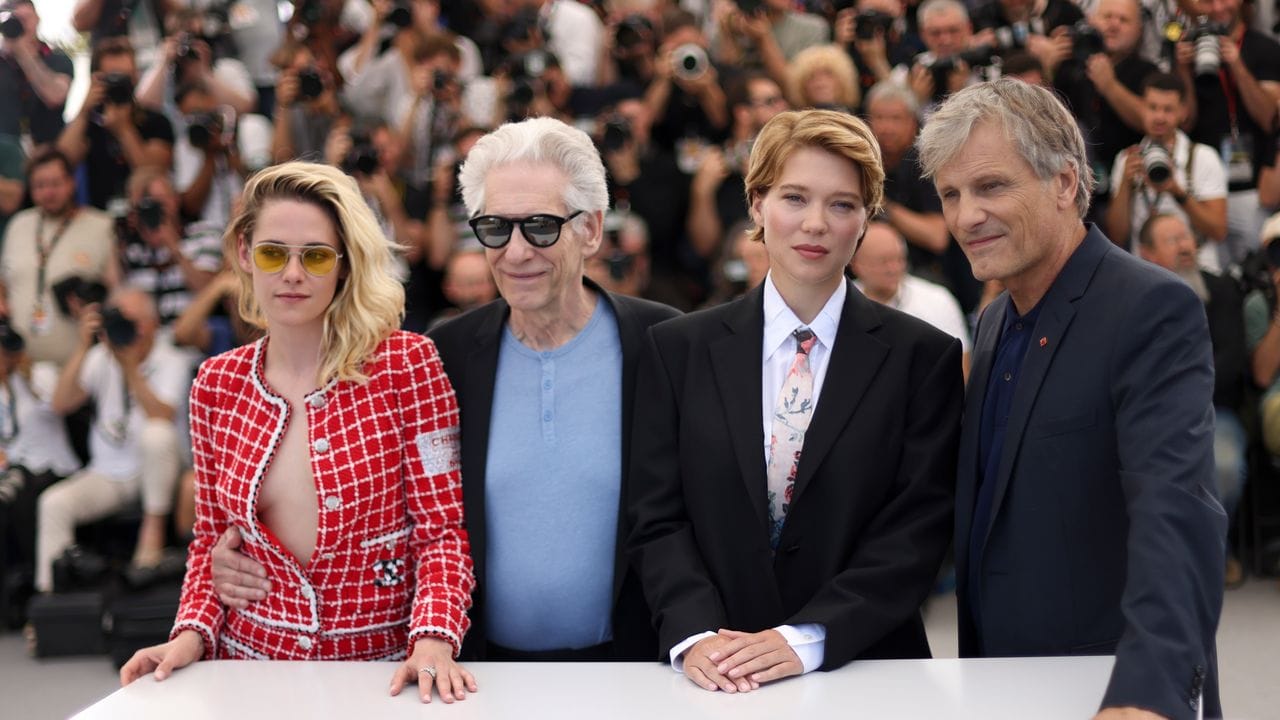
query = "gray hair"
xmin=457 ymin=117 xmax=609 ymax=219
xmin=865 ymin=80 xmax=920 ymax=118
xmin=918 ymin=0 xmax=969 ymax=26
xmin=915 ymin=78 xmax=1094 ymax=218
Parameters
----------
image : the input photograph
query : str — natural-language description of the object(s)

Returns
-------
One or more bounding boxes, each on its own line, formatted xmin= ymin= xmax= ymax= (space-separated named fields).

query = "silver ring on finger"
xmin=419 ymin=666 xmax=437 ymax=679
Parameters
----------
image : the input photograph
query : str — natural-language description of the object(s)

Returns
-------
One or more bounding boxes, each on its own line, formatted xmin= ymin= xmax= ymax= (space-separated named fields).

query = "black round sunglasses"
xmin=468 ymin=211 xmax=584 ymax=249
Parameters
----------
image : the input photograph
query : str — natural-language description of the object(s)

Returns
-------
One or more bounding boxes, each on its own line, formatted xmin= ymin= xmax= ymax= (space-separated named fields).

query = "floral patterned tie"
xmin=766 ymin=328 xmax=816 ymax=550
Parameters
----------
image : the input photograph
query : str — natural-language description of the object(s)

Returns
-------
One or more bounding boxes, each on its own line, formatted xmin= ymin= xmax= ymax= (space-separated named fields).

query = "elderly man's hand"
xmin=211 ymin=526 xmax=271 ymax=608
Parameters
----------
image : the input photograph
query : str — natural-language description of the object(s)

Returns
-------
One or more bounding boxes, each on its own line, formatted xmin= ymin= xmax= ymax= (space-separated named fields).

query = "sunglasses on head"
xmin=252 ymin=242 xmax=344 ymax=276
xmin=468 ymin=210 xmax=583 ymax=249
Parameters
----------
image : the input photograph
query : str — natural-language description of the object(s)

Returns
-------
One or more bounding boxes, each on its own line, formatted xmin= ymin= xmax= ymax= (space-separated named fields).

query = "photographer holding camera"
xmin=56 ymin=37 xmax=175 ymax=215
xmin=898 ymin=0 xmax=985 ymax=114
xmin=1052 ymin=0 xmax=1156 ymax=215
xmin=37 ymin=286 xmax=191 ymax=593
xmin=269 ymin=38 xmax=340 ymax=164
xmin=833 ymin=0 xmax=924 ymax=97
xmin=134 ymin=7 xmax=257 ymax=119
xmin=645 ymin=13 xmax=728 ymax=153
xmin=1106 ymin=73 xmax=1228 ymax=257
xmin=117 ymin=167 xmax=221 ymax=327
xmin=0 ymin=148 xmax=116 ymax=366
xmin=0 ymin=0 xmax=73 ymax=148
xmin=1177 ymin=0 xmax=1280 ymax=268
xmin=712 ymin=0 xmax=830 ymax=90
xmin=969 ymin=0 xmax=1082 ymax=78
xmin=172 ymin=81 xmax=247 ymax=230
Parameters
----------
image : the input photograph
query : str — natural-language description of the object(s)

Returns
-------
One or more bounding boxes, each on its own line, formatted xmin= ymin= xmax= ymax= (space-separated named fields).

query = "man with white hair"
xmin=209 ymin=117 xmax=678 ymax=662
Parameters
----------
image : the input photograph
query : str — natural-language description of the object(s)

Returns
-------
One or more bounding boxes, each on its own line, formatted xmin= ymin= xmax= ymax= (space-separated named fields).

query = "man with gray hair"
xmin=209 ymin=117 xmax=678 ymax=662
xmin=918 ymin=78 xmax=1226 ymax=720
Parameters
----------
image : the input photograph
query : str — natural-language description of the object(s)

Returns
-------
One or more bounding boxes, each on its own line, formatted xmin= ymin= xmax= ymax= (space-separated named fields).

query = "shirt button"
xmin=1003 ymin=372 xmax=1012 ymax=381
xmin=543 ymin=380 xmax=552 ymax=390
xmin=297 ymin=636 xmax=313 ymax=650
xmin=309 ymin=394 xmax=326 ymax=409
xmin=324 ymin=495 xmax=340 ymax=510
xmin=313 ymin=438 xmax=329 ymax=453
xmin=1014 ymin=322 xmax=1022 ymax=331
xmin=300 ymin=585 xmax=314 ymax=599
xmin=543 ymin=411 xmax=552 ymax=421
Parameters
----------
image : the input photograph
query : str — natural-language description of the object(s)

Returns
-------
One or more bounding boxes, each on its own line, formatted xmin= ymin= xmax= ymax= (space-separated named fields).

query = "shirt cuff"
xmin=775 ymin=623 xmax=826 ymax=674
xmin=668 ymin=630 xmax=716 ymax=673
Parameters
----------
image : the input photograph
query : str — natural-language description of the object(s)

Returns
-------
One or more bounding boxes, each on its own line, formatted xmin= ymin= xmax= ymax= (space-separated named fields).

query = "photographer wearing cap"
xmin=0 ymin=0 xmax=73 ymax=148
xmin=1052 ymin=0 xmax=1156 ymax=216
xmin=0 ymin=148 xmax=116 ymax=366
xmin=56 ymin=36 xmax=175 ymax=215
xmin=1177 ymin=0 xmax=1280 ymax=267
xmin=1106 ymin=73 xmax=1227 ymax=258
xmin=39 ymin=286 xmax=191 ymax=592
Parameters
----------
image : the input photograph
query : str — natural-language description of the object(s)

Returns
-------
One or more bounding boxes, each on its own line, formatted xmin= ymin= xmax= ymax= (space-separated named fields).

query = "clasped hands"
xmin=680 ymin=628 xmax=802 ymax=693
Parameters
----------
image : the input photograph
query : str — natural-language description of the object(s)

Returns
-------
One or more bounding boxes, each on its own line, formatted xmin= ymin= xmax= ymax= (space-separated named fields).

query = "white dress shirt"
xmin=669 ymin=273 xmax=840 ymax=675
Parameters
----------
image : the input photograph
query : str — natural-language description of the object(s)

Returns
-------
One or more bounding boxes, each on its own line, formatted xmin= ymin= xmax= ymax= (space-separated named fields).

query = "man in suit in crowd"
xmin=627 ymin=109 xmax=962 ymax=693
xmin=209 ymin=117 xmax=677 ymax=661
xmin=918 ymin=78 xmax=1227 ymax=720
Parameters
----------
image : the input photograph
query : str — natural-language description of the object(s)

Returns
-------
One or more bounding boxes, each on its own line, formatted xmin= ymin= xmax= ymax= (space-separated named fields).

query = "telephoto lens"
xmin=1193 ymin=33 xmax=1220 ymax=76
xmin=1141 ymin=142 xmax=1173 ymax=184
xmin=671 ymin=44 xmax=708 ymax=81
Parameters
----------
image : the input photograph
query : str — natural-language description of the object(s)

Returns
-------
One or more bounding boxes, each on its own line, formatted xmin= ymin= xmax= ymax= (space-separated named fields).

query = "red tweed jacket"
xmin=172 ymin=331 xmax=474 ymax=661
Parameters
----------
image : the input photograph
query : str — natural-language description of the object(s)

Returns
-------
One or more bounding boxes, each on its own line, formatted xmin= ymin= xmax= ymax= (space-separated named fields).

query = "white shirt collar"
xmin=762 ymin=272 xmax=846 ymax=358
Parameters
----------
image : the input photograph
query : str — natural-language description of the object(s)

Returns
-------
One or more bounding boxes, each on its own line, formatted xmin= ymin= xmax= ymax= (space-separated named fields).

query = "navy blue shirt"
xmin=968 ymin=299 xmax=1042 ymax=643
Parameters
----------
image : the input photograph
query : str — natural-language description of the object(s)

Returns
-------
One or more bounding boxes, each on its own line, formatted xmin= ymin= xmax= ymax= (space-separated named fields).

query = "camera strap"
xmin=34 ymin=210 xmax=77 ymax=319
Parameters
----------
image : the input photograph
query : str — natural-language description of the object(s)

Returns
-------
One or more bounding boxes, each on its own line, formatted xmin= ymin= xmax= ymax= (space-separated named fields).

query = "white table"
xmin=73 ymin=656 xmax=1115 ymax=719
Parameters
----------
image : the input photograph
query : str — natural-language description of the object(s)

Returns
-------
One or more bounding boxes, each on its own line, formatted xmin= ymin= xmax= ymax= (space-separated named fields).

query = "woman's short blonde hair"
xmin=225 ymin=161 xmax=405 ymax=385
xmin=786 ymin=44 xmax=860 ymax=110
xmin=743 ymin=109 xmax=884 ymax=245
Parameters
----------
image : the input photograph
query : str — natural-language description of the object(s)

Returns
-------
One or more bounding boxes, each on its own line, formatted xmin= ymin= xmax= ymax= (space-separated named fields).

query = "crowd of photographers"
xmin=0 ymin=0 xmax=1277 ymax=617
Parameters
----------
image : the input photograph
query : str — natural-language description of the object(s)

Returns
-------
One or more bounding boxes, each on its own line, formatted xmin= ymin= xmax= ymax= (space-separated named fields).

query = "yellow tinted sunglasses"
xmin=252 ymin=243 xmax=343 ymax=276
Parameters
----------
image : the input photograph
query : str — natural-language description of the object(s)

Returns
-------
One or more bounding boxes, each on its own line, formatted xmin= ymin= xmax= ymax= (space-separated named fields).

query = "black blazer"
xmin=955 ymin=226 xmax=1227 ymax=720
xmin=626 ymin=281 xmax=963 ymax=668
xmin=429 ymin=280 xmax=679 ymax=660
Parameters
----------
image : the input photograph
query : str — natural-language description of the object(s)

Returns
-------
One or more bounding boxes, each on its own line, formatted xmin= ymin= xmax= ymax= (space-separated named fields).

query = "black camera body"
xmin=601 ymin=115 xmax=631 ymax=152
xmin=735 ymin=0 xmax=764 ymax=14
xmin=0 ymin=318 xmax=25 ymax=354
xmin=0 ymin=12 xmax=24 ymax=40
xmin=919 ymin=46 xmax=996 ymax=90
xmin=297 ymin=66 xmax=324 ymax=100
xmin=135 ymin=196 xmax=165 ymax=230
xmin=855 ymin=10 xmax=895 ymax=40
xmin=187 ymin=111 xmax=224 ymax=150
xmin=433 ymin=70 xmax=455 ymax=93
xmin=102 ymin=72 xmax=135 ymax=105
xmin=101 ymin=306 xmax=138 ymax=347
xmin=1069 ymin=21 xmax=1105 ymax=61
xmin=614 ymin=15 xmax=654 ymax=50
xmin=343 ymin=132 xmax=380 ymax=176
xmin=386 ymin=0 xmax=413 ymax=29
xmin=502 ymin=8 xmax=541 ymax=44
xmin=51 ymin=276 xmax=108 ymax=317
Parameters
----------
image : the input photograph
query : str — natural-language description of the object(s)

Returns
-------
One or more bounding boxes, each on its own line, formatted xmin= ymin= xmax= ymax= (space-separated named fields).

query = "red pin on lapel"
xmin=1039 ymin=337 xmax=1048 ymax=347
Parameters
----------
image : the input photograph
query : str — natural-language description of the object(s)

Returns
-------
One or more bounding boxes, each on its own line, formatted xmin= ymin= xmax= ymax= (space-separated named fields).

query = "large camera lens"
xmin=102 ymin=73 xmax=135 ymax=105
xmin=101 ymin=307 xmax=138 ymax=347
xmin=671 ymin=44 xmax=708 ymax=81
xmin=135 ymin=197 xmax=165 ymax=230
xmin=1193 ymin=33 xmax=1220 ymax=76
xmin=1141 ymin=142 xmax=1173 ymax=184
xmin=0 ymin=12 xmax=24 ymax=40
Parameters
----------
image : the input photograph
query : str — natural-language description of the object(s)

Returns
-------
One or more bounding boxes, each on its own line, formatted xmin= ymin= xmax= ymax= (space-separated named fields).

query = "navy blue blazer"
xmin=956 ymin=225 xmax=1228 ymax=720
